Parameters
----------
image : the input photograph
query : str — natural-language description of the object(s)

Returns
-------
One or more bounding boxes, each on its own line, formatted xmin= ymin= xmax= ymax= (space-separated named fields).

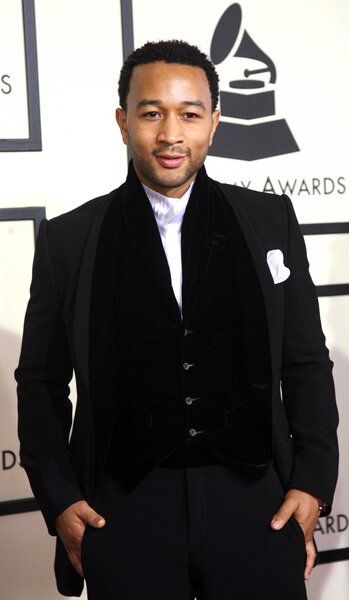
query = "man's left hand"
xmin=270 ymin=488 xmax=320 ymax=580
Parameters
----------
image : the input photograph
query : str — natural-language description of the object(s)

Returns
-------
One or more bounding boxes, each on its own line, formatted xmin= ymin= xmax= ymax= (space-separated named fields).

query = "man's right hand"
xmin=55 ymin=500 xmax=106 ymax=577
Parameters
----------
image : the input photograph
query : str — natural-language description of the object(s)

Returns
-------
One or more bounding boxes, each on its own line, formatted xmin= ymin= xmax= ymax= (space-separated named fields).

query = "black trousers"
xmin=81 ymin=463 xmax=307 ymax=599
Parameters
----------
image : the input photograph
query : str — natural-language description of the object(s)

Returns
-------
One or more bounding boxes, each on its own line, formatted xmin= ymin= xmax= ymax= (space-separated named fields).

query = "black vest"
xmin=91 ymin=164 xmax=272 ymax=492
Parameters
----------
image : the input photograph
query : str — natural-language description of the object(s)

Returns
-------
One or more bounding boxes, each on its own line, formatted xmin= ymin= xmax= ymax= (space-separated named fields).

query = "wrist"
xmin=315 ymin=497 xmax=328 ymax=514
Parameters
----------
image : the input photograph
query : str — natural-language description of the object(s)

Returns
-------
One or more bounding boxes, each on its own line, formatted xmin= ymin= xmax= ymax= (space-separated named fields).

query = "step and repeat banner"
xmin=0 ymin=1 xmax=348 ymax=599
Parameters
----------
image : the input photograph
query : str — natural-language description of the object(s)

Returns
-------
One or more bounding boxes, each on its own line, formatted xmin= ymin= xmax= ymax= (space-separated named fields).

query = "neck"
xmin=133 ymin=167 xmax=197 ymax=199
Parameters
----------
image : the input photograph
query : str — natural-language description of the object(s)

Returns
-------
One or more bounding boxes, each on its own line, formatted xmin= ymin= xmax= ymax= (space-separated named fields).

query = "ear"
xmin=209 ymin=110 xmax=220 ymax=146
xmin=115 ymin=108 xmax=129 ymax=145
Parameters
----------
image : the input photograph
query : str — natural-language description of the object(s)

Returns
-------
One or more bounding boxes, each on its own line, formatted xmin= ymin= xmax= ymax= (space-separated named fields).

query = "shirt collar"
xmin=142 ymin=182 xmax=194 ymax=229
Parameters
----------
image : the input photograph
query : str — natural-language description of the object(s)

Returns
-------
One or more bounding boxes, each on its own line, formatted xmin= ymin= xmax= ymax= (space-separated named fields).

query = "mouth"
xmin=154 ymin=153 xmax=187 ymax=169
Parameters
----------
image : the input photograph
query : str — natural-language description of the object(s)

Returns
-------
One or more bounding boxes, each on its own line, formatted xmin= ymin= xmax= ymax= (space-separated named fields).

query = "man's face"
xmin=116 ymin=61 xmax=220 ymax=198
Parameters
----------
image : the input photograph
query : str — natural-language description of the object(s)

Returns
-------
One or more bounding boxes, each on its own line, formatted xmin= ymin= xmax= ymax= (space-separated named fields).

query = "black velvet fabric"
xmin=89 ymin=162 xmax=273 ymax=493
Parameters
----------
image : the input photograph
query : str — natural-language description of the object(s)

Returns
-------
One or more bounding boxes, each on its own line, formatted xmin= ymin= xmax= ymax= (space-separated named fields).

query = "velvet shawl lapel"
xmin=181 ymin=165 xmax=212 ymax=321
xmin=202 ymin=179 xmax=273 ymax=388
xmin=122 ymin=162 xmax=181 ymax=322
xmin=214 ymin=181 xmax=279 ymax=381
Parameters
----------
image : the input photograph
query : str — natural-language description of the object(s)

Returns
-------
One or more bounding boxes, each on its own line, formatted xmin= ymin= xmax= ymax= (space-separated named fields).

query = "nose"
xmin=156 ymin=114 xmax=184 ymax=146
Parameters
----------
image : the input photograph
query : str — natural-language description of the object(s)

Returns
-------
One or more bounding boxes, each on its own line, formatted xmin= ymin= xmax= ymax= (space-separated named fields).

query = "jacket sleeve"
xmin=280 ymin=194 xmax=339 ymax=511
xmin=15 ymin=219 xmax=84 ymax=533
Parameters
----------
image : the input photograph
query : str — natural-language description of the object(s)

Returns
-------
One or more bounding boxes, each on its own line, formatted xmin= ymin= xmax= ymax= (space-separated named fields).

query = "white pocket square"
xmin=266 ymin=249 xmax=290 ymax=284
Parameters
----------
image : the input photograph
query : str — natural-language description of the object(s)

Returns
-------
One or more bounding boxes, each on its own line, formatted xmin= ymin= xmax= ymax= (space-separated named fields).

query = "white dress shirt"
xmin=142 ymin=183 xmax=194 ymax=314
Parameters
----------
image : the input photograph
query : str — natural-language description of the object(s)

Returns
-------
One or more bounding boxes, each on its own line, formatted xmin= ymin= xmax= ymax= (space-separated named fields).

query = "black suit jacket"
xmin=16 ymin=167 xmax=338 ymax=596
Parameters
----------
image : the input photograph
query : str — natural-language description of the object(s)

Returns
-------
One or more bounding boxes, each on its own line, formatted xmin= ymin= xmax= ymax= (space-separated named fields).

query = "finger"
xmin=304 ymin=539 xmax=316 ymax=580
xmin=80 ymin=504 xmax=106 ymax=529
xmin=270 ymin=497 xmax=297 ymax=530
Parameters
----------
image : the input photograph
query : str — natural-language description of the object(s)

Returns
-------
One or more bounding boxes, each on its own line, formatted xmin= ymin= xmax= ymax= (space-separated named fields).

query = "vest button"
xmin=183 ymin=362 xmax=194 ymax=370
xmin=185 ymin=397 xmax=193 ymax=405
xmin=189 ymin=428 xmax=204 ymax=437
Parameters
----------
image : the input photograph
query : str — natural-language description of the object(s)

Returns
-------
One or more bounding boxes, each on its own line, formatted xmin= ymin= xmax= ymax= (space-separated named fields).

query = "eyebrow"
xmin=136 ymin=99 xmax=207 ymax=110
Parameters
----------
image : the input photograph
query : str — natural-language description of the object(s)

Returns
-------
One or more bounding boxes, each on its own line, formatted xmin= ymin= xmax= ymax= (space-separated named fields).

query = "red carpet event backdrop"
xmin=0 ymin=1 xmax=348 ymax=598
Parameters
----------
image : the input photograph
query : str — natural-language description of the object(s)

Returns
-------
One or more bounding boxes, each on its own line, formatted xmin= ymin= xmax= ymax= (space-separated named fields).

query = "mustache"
xmin=153 ymin=145 xmax=190 ymax=157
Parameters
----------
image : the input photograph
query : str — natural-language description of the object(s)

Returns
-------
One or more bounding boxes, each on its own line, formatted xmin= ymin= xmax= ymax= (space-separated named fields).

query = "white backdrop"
xmin=0 ymin=1 xmax=348 ymax=598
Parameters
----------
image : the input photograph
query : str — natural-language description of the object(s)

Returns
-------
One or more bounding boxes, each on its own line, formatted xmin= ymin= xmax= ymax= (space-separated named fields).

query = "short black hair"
xmin=118 ymin=39 xmax=219 ymax=111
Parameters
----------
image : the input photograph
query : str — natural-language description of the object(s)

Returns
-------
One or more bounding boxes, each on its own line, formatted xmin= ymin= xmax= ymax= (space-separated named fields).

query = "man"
xmin=16 ymin=40 xmax=338 ymax=599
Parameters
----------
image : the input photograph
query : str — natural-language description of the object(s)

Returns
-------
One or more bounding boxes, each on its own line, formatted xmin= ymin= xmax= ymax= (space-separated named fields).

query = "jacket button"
xmin=183 ymin=362 xmax=194 ymax=370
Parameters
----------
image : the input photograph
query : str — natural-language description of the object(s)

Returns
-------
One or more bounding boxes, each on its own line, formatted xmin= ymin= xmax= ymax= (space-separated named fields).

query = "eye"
xmin=183 ymin=112 xmax=199 ymax=119
xmin=143 ymin=111 xmax=161 ymax=119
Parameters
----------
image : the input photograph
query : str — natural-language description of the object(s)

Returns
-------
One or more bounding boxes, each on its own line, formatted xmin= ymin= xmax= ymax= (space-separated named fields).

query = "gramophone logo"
xmin=209 ymin=3 xmax=299 ymax=161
